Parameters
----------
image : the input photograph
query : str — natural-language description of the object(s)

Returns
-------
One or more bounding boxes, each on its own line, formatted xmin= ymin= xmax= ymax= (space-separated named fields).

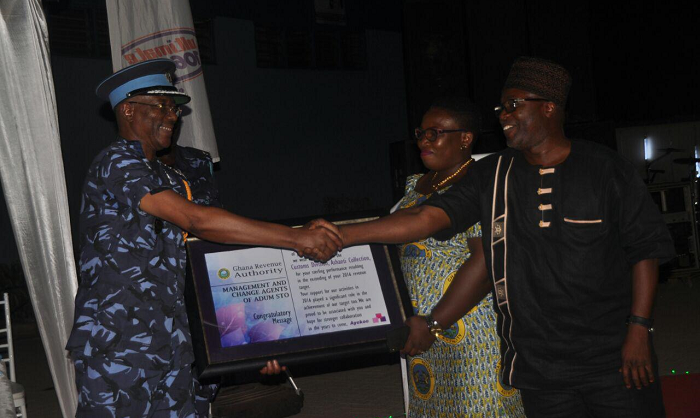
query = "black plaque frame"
xmin=185 ymin=219 xmax=411 ymax=380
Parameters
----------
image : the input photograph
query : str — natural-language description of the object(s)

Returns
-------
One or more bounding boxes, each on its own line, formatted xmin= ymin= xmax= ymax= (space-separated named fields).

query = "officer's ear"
xmin=116 ymin=102 xmax=134 ymax=121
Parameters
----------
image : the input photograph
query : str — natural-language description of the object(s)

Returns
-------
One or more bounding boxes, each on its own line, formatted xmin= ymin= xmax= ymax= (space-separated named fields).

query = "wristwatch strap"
xmin=626 ymin=315 xmax=654 ymax=333
xmin=425 ymin=313 xmax=443 ymax=337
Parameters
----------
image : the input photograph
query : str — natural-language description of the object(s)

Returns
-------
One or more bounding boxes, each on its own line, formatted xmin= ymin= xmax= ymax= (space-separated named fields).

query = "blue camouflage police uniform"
xmin=66 ymin=137 xmax=212 ymax=417
xmin=171 ymin=143 xmax=223 ymax=412
xmin=170 ymin=145 xmax=222 ymax=208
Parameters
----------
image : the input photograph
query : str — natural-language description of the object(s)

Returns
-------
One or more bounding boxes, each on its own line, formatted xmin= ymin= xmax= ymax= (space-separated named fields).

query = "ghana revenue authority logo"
xmin=401 ymin=242 xmax=432 ymax=259
xmin=437 ymin=320 xmax=466 ymax=345
xmin=496 ymin=360 xmax=518 ymax=397
xmin=410 ymin=358 xmax=435 ymax=400
xmin=217 ymin=268 xmax=231 ymax=280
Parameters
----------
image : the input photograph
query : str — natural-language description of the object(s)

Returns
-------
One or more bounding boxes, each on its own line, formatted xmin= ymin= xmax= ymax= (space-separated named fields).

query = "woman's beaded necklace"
xmin=430 ymin=158 xmax=474 ymax=191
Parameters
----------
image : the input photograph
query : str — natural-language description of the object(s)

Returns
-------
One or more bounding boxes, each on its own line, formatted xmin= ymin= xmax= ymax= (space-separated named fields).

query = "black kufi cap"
xmin=503 ymin=57 xmax=571 ymax=107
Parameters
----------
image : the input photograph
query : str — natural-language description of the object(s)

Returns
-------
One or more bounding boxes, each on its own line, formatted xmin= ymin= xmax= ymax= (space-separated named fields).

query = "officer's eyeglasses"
xmin=414 ymin=128 xmax=467 ymax=142
xmin=494 ymin=98 xmax=549 ymax=117
xmin=128 ymin=101 xmax=182 ymax=117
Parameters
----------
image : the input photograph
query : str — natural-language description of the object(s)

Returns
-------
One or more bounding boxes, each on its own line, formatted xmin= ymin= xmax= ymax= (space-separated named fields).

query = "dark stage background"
xmin=0 ymin=0 xmax=698 ymax=265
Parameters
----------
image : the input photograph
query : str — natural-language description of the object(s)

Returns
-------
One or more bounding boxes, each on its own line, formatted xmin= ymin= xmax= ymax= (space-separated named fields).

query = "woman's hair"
xmin=429 ymin=97 xmax=482 ymax=136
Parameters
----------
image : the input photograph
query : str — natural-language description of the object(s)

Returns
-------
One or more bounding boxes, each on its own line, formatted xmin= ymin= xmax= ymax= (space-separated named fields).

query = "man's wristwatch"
xmin=626 ymin=315 xmax=654 ymax=333
xmin=424 ymin=313 xmax=443 ymax=337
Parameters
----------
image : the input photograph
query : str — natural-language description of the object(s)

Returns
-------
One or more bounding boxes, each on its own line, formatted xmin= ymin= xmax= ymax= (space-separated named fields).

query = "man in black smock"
xmin=316 ymin=57 xmax=674 ymax=417
xmin=424 ymin=131 xmax=673 ymax=416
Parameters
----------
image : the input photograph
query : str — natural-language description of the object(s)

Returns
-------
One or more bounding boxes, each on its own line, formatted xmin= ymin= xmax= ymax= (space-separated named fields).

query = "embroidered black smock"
xmin=425 ymin=140 xmax=675 ymax=389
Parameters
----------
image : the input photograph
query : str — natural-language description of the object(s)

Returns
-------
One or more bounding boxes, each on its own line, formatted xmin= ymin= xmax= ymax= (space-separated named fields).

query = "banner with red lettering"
xmin=106 ymin=0 xmax=219 ymax=161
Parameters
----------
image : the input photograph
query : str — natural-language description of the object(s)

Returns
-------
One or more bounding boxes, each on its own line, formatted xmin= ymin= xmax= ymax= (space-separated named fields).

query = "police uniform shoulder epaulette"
xmin=179 ymin=145 xmax=212 ymax=161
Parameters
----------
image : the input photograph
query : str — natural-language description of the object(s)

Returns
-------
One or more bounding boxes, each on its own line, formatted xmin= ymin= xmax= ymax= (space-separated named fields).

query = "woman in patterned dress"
xmin=397 ymin=98 xmax=525 ymax=417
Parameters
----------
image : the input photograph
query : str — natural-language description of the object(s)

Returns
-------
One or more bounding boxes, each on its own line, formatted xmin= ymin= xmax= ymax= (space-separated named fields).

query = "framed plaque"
xmin=185 ymin=219 xmax=412 ymax=379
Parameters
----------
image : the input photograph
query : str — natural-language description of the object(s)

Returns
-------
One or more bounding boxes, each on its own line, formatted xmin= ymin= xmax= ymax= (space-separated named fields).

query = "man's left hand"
xmin=620 ymin=325 xmax=654 ymax=389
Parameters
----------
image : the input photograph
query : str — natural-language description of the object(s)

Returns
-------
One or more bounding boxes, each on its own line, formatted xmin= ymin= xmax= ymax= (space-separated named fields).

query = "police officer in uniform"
xmin=66 ymin=58 xmax=340 ymax=417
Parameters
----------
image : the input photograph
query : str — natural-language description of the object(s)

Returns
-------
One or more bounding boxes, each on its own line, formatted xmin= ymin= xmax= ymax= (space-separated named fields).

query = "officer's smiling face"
xmin=129 ymin=95 xmax=179 ymax=156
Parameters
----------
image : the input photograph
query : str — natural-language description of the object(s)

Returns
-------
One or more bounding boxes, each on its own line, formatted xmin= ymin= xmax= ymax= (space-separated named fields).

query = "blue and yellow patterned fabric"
xmin=398 ymin=174 xmax=525 ymax=417
xmin=66 ymin=137 xmax=210 ymax=417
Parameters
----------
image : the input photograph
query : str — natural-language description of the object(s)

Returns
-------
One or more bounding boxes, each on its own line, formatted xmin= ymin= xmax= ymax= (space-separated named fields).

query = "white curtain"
xmin=0 ymin=1 xmax=79 ymax=417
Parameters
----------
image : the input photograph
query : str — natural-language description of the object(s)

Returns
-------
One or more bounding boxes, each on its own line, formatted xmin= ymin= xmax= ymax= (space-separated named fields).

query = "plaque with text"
xmin=185 ymin=229 xmax=411 ymax=379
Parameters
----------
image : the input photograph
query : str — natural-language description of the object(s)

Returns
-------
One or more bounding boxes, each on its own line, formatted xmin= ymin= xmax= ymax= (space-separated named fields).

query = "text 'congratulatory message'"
xmin=205 ymin=246 xmax=390 ymax=348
